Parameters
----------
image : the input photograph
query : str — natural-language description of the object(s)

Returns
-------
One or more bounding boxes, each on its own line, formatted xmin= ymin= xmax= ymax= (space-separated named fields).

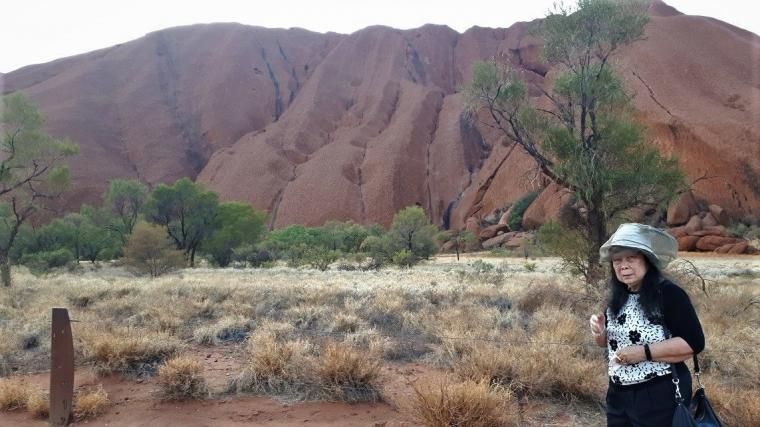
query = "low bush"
xmin=508 ymin=191 xmax=539 ymax=231
xmin=157 ymin=356 xmax=209 ymax=400
xmin=19 ymin=248 xmax=75 ymax=274
xmin=0 ymin=377 xmax=28 ymax=411
xmin=73 ymin=385 xmax=110 ymax=420
xmin=408 ymin=379 xmax=518 ymax=427
xmin=193 ymin=316 xmax=254 ymax=345
xmin=314 ymin=342 xmax=381 ymax=402
xmin=391 ymin=249 xmax=415 ymax=268
xmin=81 ymin=330 xmax=183 ymax=376
xmin=25 ymin=390 xmax=49 ymax=418
xmin=123 ymin=222 xmax=185 ymax=277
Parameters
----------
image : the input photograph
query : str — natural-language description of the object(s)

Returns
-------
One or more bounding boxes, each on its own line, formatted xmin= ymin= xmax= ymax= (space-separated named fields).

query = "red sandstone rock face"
xmin=2 ymin=24 xmax=341 ymax=208
xmin=3 ymin=2 xmax=759 ymax=229
xmin=479 ymin=224 xmax=509 ymax=240
xmin=677 ymin=235 xmax=701 ymax=251
xmin=521 ymin=183 xmax=573 ymax=231
xmin=667 ymin=192 xmax=699 ymax=226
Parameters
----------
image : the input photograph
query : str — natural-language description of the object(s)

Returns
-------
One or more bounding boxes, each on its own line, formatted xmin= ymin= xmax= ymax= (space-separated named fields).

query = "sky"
xmin=2 ymin=0 xmax=758 ymax=73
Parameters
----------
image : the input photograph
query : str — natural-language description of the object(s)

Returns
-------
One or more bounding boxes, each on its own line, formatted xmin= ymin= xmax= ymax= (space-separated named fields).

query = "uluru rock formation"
xmin=2 ymin=1 xmax=759 ymax=233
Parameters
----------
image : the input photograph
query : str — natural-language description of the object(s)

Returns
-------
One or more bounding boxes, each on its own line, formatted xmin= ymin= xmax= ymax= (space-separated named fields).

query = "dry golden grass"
xmin=314 ymin=342 xmax=381 ymax=402
xmin=0 ymin=377 xmax=29 ymax=411
xmin=408 ymin=379 xmax=518 ymax=427
xmin=229 ymin=331 xmax=311 ymax=396
xmin=708 ymin=381 xmax=760 ymax=426
xmin=73 ymin=385 xmax=110 ymax=420
xmin=193 ymin=315 xmax=255 ymax=345
xmin=25 ymin=390 xmax=49 ymax=419
xmin=79 ymin=329 xmax=183 ymax=376
xmin=231 ymin=333 xmax=381 ymax=402
xmin=1 ymin=257 xmax=757 ymax=422
xmin=157 ymin=356 xmax=209 ymax=400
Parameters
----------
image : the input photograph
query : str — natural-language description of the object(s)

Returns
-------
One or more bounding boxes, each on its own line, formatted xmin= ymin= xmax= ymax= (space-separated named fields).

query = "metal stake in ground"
xmin=50 ymin=308 xmax=74 ymax=426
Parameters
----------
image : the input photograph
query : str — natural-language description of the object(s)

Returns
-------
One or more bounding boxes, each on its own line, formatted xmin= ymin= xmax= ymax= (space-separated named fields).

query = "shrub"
xmin=470 ymin=260 xmax=494 ymax=274
xmin=386 ymin=206 xmax=439 ymax=260
xmin=19 ymin=248 xmax=75 ymax=274
xmin=230 ymin=332 xmax=309 ymax=395
xmin=233 ymin=245 xmax=274 ymax=267
xmin=25 ymin=390 xmax=48 ymax=418
xmin=408 ymin=379 xmax=517 ymax=427
xmin=304 ymin=247 xmax=341 ymax=271
xmin=157 ymin=356 xmax=209 ymax=400
xmin=537 ymin=221 xmax=595 ymax=285
xmin=193 ymin=316 xmax=253 ymax=345
xmin=0 ymin=378 xmax=28 ymax=411
xmin=123 ymin=222 xmax=185 ymax=277
xmin=73 ymin=385 xmax=110 ymax=420
xmin=455 ymin=310 xmax=604 ymax=402
xmin=81 ymin=330 xmax=183 ymax=376
xmin=508 ymin=191 xmax=539 ymax=231
xmin=391 ymin=249 xmax=415 ymax=268
xmin=314 ymin=342 xmax=381 ymax=402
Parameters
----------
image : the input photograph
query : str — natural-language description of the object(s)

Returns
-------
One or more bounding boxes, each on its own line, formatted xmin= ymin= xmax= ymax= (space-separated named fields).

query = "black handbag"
xmin=671 ymin=356 xmax=723 ymax=427
xmin=689 ymin=356 xmax=722 ymax=427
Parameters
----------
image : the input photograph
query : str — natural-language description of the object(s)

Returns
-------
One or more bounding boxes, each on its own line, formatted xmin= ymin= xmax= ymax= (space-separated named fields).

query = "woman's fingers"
xmin=589 ymin=313 xmax=606 ymax=335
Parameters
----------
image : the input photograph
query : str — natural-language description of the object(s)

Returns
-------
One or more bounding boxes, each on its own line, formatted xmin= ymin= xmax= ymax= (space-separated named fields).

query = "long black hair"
xmin=607 ymin=252 xmax=665 ymax=323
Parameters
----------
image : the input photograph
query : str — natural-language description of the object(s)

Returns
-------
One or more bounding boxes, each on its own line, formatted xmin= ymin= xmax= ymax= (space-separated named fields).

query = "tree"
xmin=144 ymin=178 xmax=219 ymax=266
xmin=386 ymin=206 xmax=439 ymax=263
xmin=203 ymin=202 xmax=266 ymax=267
xmin=61 ymin=211 xmax=120 ymax=262
xmin=104 ymin=179 xmax=149 ymax=245
xmin=0 ymin=93 xmax=78 ymax=286
xmin=123 ymin=222 xmax=185 ymax=277
xmin=465 ymin=0 xmax=683 ymax=282
xmin=440 ymin=229 xmax=479 ymax=261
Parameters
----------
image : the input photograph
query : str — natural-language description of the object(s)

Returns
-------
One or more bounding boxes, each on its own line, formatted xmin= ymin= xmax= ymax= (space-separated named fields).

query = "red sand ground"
xmin=0 ymin=342 xmax=598 ymax=426
xmin=0 ymin=344 xmax=423 ymax=426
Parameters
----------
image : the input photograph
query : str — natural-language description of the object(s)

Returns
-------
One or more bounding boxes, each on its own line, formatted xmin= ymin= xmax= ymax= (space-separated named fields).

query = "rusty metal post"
xmin=50 ymin=308 xmax=74 ymax=426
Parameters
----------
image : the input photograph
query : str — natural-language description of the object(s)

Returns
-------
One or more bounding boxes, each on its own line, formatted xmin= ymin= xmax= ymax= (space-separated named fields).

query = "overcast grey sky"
xmin=1 ymin=0 xmax=758 ymax=73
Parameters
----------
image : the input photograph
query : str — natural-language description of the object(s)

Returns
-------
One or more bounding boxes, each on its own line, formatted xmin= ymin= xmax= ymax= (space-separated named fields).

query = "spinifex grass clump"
xmin=80 ymin=329 xmax=183 ymax=377
xmin=157 ymin=356 xmax=209 ymax=400
xmin=73 ymin=385 xmax=110 ymax=420
xmin=408 ymin=379 xmax=518 ymax=427
xmin=230 ymin=329 xmax=381 ymax=402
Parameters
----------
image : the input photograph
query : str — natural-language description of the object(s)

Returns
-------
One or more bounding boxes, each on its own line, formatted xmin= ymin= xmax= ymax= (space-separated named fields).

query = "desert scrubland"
xmin=1 ymin=255 xmax=758 ymax=426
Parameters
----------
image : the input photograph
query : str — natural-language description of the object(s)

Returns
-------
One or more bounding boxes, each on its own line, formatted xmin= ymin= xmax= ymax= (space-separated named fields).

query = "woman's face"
xmin=611 ymin=249 xmax=648 ymax=290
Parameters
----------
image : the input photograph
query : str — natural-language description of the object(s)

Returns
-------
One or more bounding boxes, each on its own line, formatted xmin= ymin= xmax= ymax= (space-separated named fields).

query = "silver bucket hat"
xmin=599 ymin=223 xmax=678 ymax=269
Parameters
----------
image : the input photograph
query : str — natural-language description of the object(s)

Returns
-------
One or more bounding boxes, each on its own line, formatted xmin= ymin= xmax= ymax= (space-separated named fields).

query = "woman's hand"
xmin=614 ymin=345 xmax=646 ymax=365
xmin=589 ymin=313 xmax=607 ymax=347
xmin=589 ymin=313 xmax=606 ymax=336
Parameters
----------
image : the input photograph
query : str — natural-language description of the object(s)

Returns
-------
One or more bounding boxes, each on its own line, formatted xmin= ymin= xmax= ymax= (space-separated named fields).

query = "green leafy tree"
xmin=465 ymin=0 xmax=683 ymax=282
xmin=359 ymin=235 xmax=391 ymax=269
xmin=303 ymin=246 xmax=341 ymax=271
xmin=203 ymin=202 xmax=266 ymax=267
xmin=79 ymin=204 xmax=124 ymax=259
xmin=144 ymin=178 xmax=219 ymax=266
xmin=123 ymin=222 xmax=185 ymax=277
xmin=385 ymin=206 xmax=439 ymax=264
xmin=63 ymin=211 xmax=120 ymax=262
xmin=261 ymin=225 xmax=327 ymax=256
xmin=104 ymin=179 xmax=149 ymax=245
xmin=319 ymin=221 xmax=376 ymax=253
xmin=0 ymin=93 xmax=78 ymax=286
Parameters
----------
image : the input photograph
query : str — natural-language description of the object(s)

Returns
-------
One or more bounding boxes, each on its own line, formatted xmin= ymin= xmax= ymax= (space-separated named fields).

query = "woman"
xmin=589 ymin=223 xmax=705 ymax=426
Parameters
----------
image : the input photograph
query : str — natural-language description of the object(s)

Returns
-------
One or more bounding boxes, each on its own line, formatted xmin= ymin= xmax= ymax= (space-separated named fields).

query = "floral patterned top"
xmin=606 ymin=294 xmax=671 ymax=384
xmin=605 ymin=280 xmax=705 ymax=386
